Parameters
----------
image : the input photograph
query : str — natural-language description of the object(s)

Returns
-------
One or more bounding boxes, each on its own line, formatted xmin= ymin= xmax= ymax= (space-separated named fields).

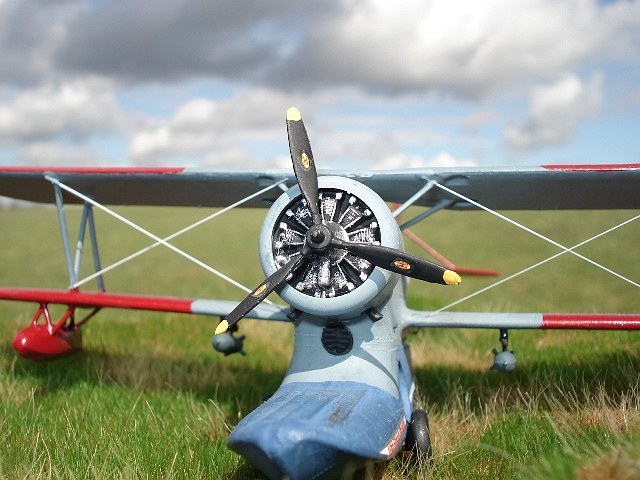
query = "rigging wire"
xmin=433 ymin=182 xmax=640 ymax=289
xmin=433 ymin=213 xmax=640 ymax=314
xmin=429 ymin=181 xmax=640 ymax=313
xmin=41 ymin=174 xmax=638 ymax=315
xmin=46 ymin=176 xmax=287 ymax=302
xmin=71 ymin=179 xmax=287 ymax=290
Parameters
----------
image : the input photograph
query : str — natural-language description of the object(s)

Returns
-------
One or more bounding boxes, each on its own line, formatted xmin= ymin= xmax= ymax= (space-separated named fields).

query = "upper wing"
xmin=0 ymin=164 xmax=639 ymax=209
xmin=0 ymin=167 xmax=293 ymax=208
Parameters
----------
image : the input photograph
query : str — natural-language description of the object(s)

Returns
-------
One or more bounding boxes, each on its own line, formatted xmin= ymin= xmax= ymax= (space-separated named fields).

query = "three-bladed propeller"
xmin=215 ymin=107 xmax=460 ymax=335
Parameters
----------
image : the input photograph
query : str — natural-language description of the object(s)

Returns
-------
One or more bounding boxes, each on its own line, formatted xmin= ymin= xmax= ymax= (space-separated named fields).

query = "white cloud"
xmin=128 ymin=88 xmax=296 ymax=165
xmin=429 ymin=151 xmax=477 ymax=168
xmin=201 ymin=145 xmax=265 ymax=168
xmin=280 ymin=0 xmax=640 ymax=97
xmin=461 ymin=109 xmax=498 ymax=134
xmin=506 ymin=73 xmax=602 ymax=150
xmin=0 ymin=77 xmax=125 ymax=144
xmin=373 ymin=150 xmax=476 ymax=170
xmin=0 ymin=1 xmax=638 ymax=169
xmin=12 ymin=141 xmax=102 ymax=166
xmin=3 ymin=0 xmax=636 ymax=99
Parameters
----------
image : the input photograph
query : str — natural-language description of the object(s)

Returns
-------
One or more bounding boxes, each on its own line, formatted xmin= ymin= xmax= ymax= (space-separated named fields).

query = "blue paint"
xmin=228 ymin=381 xmax=406 ymax=480
xmin=396 ymin=345 xmax=415 ymax=422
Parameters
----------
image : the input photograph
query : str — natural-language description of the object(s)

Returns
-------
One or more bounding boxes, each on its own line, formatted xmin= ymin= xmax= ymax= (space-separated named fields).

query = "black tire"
xmin=403 ymin=409 xmax=432 ymax=457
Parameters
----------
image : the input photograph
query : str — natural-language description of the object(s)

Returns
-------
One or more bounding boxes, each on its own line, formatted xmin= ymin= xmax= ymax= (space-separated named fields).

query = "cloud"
xmin=505 ymin=73 xmax=602 ymax=150
xmin=3 ymin=0 xmax=637 ymax=99
xmin=373 ymin=150 xmax=476 ymax=170
xmin=630 ymin=85 xmax=640 ymax=106
xmin=0 ymin=1 xmax=638 ymax=169
xmin=461 ymin=109 xmax=498 ymax=134
xmin=54 ymin=0 xmax=310 ymax=83
xmin=10 ymin=141 xmax=102 ymax=166
xmin=0 ymin=0 xmax=82 ymax=85
xmin=270 ymin=0 xmax=640 ymax=97
xmin=0 ymin=78 xmax=126 ymax=144
xmin=128 ymin=87 xmax=296 ymax=165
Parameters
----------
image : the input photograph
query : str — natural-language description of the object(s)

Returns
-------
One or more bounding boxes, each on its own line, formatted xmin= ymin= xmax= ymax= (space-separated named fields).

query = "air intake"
xmin=321 ymin=321 xmax=353 ymax=356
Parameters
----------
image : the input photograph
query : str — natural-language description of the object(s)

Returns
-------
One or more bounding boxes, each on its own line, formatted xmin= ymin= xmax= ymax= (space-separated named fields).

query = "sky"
xmin=0 ymin=0 xmax=639 ymax=171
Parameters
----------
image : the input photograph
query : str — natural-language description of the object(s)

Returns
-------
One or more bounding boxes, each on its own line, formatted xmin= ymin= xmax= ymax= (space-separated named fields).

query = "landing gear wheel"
xmin=403 ymin=409 xmax=432 ymax=457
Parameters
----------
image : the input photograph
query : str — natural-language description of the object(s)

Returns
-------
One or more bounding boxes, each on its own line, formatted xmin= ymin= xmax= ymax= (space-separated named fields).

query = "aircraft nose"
xmin=228 ymin=381 xmax=405 ymax=480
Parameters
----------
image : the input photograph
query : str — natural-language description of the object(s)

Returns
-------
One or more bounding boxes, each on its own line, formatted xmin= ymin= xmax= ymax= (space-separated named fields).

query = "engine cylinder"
xmin=259 ymin=176 xmax=402 ymax=318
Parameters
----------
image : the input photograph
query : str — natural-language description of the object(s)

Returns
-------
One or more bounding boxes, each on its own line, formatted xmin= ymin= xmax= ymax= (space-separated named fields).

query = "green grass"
xmin=0 ymin=205 xmax=639 ymax=479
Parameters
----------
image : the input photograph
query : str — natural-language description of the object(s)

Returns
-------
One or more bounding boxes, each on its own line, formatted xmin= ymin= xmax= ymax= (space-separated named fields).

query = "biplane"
xmin=0 ymin=107 xmax=639 ymax=480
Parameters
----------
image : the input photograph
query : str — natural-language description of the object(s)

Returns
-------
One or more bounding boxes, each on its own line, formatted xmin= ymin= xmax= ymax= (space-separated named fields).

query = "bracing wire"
xmin=71 ymin=179 xmax=287 ymax=290
xmin=433 ymin=212 xmax=640 ymax=314
xmin=430 ymin=181 xmax=639 ymax=313
xmin=434 ymin=182 xmax=640 ymax=288
xmin=46 ymin=176 xmax=287 ymax=301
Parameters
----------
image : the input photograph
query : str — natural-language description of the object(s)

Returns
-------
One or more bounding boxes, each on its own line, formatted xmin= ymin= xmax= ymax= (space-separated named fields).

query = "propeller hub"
xmin=306 ymin=224 xmax=332 ymax=252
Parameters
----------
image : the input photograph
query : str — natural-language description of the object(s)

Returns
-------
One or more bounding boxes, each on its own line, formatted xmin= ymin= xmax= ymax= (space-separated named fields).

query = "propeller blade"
xmin=331 ymin=239 xmax=461 ymax=285
xmin=286 ymin=107 xmax=321 ymax=224
xmin=215 ymin=254 xmax=307 ymax=335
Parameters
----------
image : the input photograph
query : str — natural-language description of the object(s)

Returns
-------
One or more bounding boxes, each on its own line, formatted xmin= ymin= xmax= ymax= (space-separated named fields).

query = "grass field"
xmin=0 ymin=204 xmax=639 ymax=479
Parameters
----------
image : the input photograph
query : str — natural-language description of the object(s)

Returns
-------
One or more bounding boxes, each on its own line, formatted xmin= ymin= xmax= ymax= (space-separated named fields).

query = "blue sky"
xmin=0 ymin=0 xmax=638 ymax=170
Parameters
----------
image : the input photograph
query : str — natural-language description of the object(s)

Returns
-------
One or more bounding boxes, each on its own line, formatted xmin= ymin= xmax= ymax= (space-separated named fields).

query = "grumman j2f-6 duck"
xmin=1 ymin=107 xmax=639 ymax=479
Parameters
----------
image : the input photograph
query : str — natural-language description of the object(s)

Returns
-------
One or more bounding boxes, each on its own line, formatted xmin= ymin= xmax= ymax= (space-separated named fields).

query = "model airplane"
xmin=1 ymin=107 xmax=639 ymax=480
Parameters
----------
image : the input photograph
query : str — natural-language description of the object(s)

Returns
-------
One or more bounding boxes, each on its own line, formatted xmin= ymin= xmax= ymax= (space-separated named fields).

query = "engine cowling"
xmin=259 ymin=176 xmax=402 ymax=319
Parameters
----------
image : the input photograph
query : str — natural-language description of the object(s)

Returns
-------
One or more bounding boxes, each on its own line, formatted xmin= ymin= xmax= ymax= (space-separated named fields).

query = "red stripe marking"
xmin=0 ymin=167 xmax=185 ymax=174
xmin=0 ymin=288 xmax=194 ymax=313
xmin=542 ymin=313 xmax=640 ymax=330
xmin=384 ymin=418 xmax=407 ymax=458
xmin=542 ymin=164 xmax=640 ymax=171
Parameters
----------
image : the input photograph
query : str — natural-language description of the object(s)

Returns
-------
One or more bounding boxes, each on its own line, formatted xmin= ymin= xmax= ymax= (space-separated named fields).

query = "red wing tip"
xmin=542 ymin=313 xmax=640 ymax=329
xmin=542 ymin=164 xmax=640 ymax=172
xmin=0 ymin=167 xmax=185 ymax=174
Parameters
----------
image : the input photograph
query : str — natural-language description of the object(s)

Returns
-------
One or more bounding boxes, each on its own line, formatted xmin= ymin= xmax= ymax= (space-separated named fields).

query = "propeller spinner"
xmin=215 ymin=108 xmax=460 ymax=335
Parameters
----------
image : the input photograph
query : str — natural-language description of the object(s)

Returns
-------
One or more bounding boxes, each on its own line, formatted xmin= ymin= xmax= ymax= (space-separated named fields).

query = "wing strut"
xmin=9 ymin=175 xmax=291 ymax=361
xmin=391 ymin=201 xmax=499 ymax=277
xmin=53 ymin=182 xmax=105 ymax=291
xmin=65 ymin=177 xmax=288 ymax=290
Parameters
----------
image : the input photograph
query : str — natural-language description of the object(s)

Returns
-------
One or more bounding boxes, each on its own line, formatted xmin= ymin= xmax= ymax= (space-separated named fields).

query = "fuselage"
xmin=228 ymin=281 xmax=415 ymax=479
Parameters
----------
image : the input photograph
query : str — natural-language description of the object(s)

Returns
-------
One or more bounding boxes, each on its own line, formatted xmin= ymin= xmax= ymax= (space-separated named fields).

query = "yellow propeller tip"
xmin=286 ymin=107 xmax=302 ymax=121
xmin=443 ymin=270 xmax=462 ymax=285
xmin=215 ymin=320 xmax=230 ymax=335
